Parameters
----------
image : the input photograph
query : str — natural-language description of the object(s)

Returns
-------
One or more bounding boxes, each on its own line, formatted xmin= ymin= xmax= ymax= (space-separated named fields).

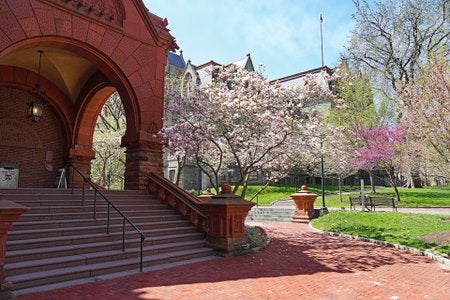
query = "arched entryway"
xmin=0 ymin=0 xmax=176 ymax=190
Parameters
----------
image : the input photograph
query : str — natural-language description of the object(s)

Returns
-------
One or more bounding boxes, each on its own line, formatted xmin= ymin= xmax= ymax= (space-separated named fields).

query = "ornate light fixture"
xmin=28 ymin=50 xmax=45 ymax=122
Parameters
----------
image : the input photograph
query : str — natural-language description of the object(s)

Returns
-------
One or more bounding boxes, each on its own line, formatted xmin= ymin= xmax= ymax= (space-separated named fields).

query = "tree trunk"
xmin=175 ymin=156 xmax=186 ymax=186
xmin=101 ymin=159 xmax=107 ymax=186
xmin=393 ymin=183 xmax=401 ymax=203
xmin=240 ymin=173 xmax=251 ymax=198
xmin=404 ymin=172 xmax=415 ymax=188
xmin=338 ymin=176 xmax=343 ymax=202
xmin=368 ymin=170 xmax=376 ymax=193
xmin=387 ymin=166 xmax=401 ymax=203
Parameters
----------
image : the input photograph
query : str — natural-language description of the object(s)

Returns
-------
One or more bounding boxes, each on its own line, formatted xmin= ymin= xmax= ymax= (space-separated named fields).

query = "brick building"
xmin=0 ymin=0 xmax=176 ymax=190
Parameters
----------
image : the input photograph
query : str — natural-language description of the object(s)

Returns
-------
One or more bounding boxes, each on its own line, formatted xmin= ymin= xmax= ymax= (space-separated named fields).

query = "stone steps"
xmin=2 ymin=188 xmax=217 ymax=295
xmin=14 ymin=255 xmax=220 ymax=296
xmin=246 ymin=206 xmax=296 ymax=222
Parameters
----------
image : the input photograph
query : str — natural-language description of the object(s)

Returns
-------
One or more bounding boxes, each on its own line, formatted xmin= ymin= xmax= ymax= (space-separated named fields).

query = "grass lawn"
xmin=311 ymin=211 xmax=450 ymax=257
xmin=241 ymin=184 xmax=450 ymax=207
xmin=241 ymin=184 xmax=358 ymax=206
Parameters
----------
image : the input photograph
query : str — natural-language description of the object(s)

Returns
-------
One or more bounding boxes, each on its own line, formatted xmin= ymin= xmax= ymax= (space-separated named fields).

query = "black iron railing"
xmin=68 ymin=164 xmax=145 ymax=272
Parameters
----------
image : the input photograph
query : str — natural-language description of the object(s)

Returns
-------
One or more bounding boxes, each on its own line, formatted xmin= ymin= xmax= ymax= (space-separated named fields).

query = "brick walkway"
xmin=18 ymin=221 xmax=450 ymax=300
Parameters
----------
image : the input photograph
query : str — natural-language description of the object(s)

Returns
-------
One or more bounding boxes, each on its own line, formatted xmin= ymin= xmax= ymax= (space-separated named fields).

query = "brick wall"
xmin=0 ymin=87 xmax=66 ymax=188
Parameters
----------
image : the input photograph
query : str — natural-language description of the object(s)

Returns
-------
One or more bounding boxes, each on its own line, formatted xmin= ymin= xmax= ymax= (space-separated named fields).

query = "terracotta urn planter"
xmin=290 ymin=185 xmax=318 ymax=223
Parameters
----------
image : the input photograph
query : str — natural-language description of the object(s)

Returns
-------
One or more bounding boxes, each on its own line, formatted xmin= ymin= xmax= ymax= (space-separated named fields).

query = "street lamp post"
xmin=320 ymin=140 xmax=328 ymax=213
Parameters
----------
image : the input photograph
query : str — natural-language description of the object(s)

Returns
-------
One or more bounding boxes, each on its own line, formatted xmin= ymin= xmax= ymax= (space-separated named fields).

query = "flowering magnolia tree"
xmin=322 ymin=125 xmax=357 ymax=201
xmin=352 ymin=125 xmax=405 ymax=202
xmin=286 ymin=122 xmax=356 ymax=201
xmin=401 ymin=55 xmax=450 ymax=180
xmin=161 ymin=65 xmax=338 ymax=196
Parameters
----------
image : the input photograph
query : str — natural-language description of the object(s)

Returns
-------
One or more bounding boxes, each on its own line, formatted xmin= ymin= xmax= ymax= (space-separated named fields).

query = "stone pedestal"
xmin=199 ymin=185 xmax=254 ymax=255
xmin=0 ymin=194 xmax=28 ymax=300
xmin=290 ymin=185 xmax=318 ymax=223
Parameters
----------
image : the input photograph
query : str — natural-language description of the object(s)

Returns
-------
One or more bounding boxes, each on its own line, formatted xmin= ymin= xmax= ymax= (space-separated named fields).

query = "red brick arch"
xmin=2 ymin=37 xmax=141 ymax=175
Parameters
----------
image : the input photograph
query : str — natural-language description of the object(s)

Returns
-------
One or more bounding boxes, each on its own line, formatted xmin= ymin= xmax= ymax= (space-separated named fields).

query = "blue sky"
xmin=144 ymin=0 xmax=357 ymax=80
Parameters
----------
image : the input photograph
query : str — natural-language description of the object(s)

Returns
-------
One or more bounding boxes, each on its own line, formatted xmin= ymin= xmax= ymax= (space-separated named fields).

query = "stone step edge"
xmin=8 ymin=247 xmax=215 ymax=285
xmin=6 ymin=239 xmax=207 ymax=271
xmin=14 ymin=255 xmax=221 ymax=296
xmin=7 ymin=232 xmax=205 ymax=258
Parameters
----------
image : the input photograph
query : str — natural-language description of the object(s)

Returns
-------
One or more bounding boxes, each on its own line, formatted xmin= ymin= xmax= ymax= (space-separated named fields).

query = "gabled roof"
xmin=271 ymin=66 xmax=333 ymax=84
xmin=181 ymin=54 xmax=256 ymax=88
xmin=136 ymin=0 xmax=178 ymax=50
xmin=168 ymin=52 xmax=185 ymax=69
xmin=195 ymin=54 xmax=255 ymax=72
xmin=195 ymin=60 xmax=221 ymax=70
xmin=230 ymin=53 xmax=254 ymax=71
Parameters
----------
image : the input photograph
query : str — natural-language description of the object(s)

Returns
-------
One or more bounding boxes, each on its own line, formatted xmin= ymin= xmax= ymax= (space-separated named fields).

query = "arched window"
xmin=182 ymin=73 xmax=193 ymax=95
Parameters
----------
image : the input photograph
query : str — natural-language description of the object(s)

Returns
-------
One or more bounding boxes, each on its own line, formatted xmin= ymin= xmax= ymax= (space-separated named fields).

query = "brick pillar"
xmin=122 ymin=138 xmax=163 ymax=191
xmin=68 ymin=146 xmax=95 ymax=188
xmin=199 ymin=184 xmax=254 ymax=255
xmin=0 ymin=194 xmax=28 ymax=300
xmin=290 ymin=185 xmax=318 ymax=223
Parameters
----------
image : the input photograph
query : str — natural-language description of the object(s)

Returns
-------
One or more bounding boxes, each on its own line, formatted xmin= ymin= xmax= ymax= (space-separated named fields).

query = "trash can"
xmin=0 ymin=163 xmax=19 ymax=188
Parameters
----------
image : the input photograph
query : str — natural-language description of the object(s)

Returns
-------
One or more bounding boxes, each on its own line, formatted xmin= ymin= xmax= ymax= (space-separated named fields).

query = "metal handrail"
xmin=68 ymin=164 xmax=145 ymax=272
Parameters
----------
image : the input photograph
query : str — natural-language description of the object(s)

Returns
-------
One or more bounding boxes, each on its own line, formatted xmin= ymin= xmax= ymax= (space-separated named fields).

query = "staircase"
xmin=246 ymin=206 xmax=296 ymax=222
xmin=2 ymin=188 xmax=218 ymax=296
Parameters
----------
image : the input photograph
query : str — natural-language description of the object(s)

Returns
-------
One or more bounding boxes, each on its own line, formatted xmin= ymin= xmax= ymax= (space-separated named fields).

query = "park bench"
xmin=349 ymin=196 xmax=370 ymax=211
xmin=367 ymin=196 xmax=398 ymax=212
xmin=349 ymin=195 xmax=397 ymax=212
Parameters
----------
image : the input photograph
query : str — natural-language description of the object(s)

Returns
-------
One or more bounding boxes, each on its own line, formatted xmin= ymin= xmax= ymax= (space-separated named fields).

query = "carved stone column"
xmin=0 ymin=194 xmax=28 ymax=300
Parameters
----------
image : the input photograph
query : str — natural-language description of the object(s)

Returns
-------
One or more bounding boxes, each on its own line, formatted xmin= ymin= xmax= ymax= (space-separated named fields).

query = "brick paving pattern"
xmin=18 ymin=221 xmax=450 ymax=300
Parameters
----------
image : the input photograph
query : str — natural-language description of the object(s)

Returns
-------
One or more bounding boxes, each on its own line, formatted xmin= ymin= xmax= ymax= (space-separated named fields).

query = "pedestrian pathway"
xmin=18 ymin=221 xmax=450 ymax=300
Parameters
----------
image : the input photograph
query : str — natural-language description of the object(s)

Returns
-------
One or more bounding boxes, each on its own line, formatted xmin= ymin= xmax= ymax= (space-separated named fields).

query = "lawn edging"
xmin=309 ymin=223 xmax=450 ymax=267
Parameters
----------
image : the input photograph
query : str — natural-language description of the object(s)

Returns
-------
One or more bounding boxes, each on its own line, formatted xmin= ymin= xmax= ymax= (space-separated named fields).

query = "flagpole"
xmin=320 ymin=14 xmax=324 ymax=67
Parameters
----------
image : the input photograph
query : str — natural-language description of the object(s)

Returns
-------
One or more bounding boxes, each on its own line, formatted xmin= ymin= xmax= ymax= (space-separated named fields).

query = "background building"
xmin=164 ymin=51 xmax=337 ymax=191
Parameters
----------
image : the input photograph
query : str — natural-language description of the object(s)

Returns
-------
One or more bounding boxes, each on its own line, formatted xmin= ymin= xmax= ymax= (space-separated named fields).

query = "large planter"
xmin=290 ymin=185 xmax=318 ymax=223
xmin=199 ymin=185 xmax=254 ymax=255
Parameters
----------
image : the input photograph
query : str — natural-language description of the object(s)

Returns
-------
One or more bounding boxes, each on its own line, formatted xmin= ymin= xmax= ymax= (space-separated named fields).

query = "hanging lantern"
xmin=28 ymin=50 xmax=45 ymax=122
xmin=27 ymin=98 xmax=44 ymax=122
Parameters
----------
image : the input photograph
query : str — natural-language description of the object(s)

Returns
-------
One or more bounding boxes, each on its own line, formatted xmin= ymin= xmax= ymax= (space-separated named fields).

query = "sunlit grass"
xmin=311 ymin=211 xmax=450 ymax=257
xmin=237 ymin=184 xmax=450 ymax=207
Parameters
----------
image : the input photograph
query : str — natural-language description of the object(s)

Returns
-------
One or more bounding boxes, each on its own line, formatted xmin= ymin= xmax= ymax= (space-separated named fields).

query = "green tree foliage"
xmin=91 ymin=92 xmax=126 ymax=189
xmin=326 ymin=62 xmax=380 ymax=192
xmin=326 ymin=63 xmax=379 ymax=128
